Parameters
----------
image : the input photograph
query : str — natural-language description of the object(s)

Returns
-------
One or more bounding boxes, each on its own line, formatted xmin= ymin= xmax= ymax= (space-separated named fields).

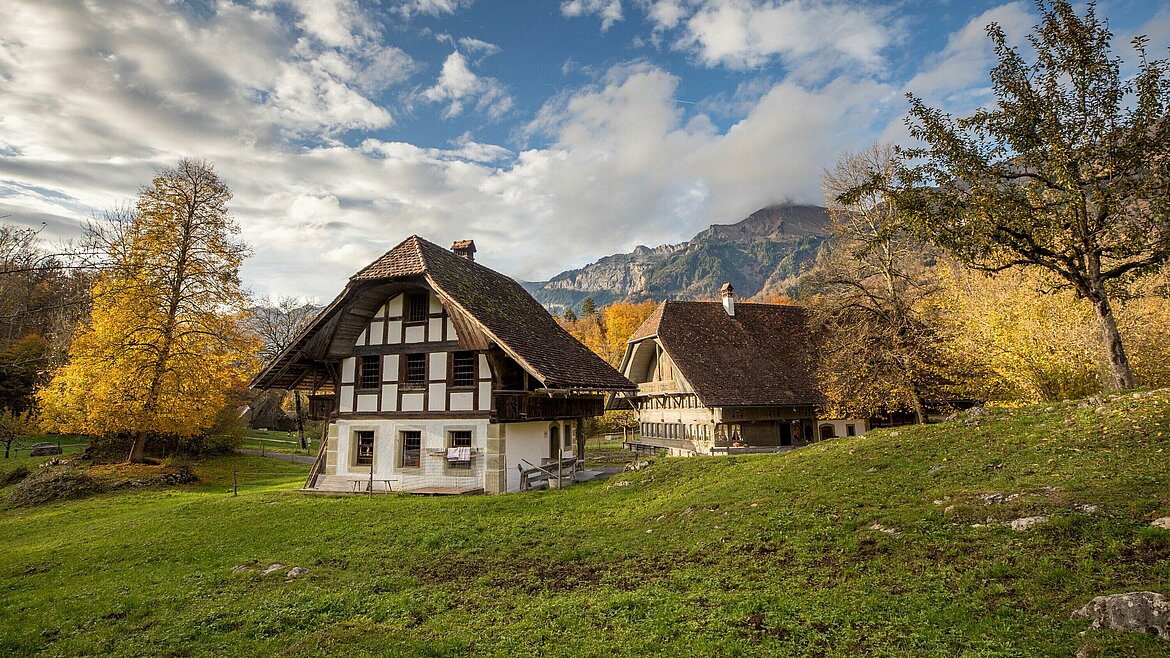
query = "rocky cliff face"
xmin=526 ymin=204 xmax=829 ymax=312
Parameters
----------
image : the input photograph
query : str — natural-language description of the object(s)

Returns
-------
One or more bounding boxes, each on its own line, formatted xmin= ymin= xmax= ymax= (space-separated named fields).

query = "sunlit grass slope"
xmin=2 ymin=392 xmax=1168 ymax=657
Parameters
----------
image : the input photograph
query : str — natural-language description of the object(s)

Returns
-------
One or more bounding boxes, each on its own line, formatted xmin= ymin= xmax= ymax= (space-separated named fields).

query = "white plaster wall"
xmin=820 ymin=418 xmax=867 ymax=438
xmin=387 ymin=320 xmax=402 ymax=344
xmin=430 ymin=352 xmax=447 ymax=378
xmin=478 ymin=382 xmax=491 ymax=411
xmin=405 ymin=325 xmax=425 ymax=343
xmin=447 ymin=318 xmax=459 ymax=340
xmin=341 ymin=357 xmax=355 ymax=384
xmin=380 ymin=384 xmax=398 ymax=412
xmin=401 ymin=393 xmax=424 ymax=412
xmin=427 ymin=383 xmax=446 ymax=411
xmin=332 ymin=418 xmax=490 ymax=490
xmin=504 ymin=421 xmax=568 ymax=493
xmin=450 ymin=392 xmax=474 ymax=411
xmin=382 ymin=354 xmax=399 ymax=380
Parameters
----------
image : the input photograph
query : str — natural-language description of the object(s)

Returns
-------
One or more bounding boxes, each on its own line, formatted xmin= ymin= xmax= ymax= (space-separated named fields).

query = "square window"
xmin=846 ymin=424 xmax=856 ymax=436
xmin=404 ymin=353 xmax=426 ymax=386
xmin=359 ymin=355 xmax=379 ymax=389
xmin=401 ymin=430 xmax=421 ymax=468
xmin=405 ymin=293 xmax=429 ymax=323
xmin=451 ymin=351 xmax=475 ymax=387
xmin=448 ymin=430 xmax=472 ymax=470
xmin=355 ymin=430 xmax=374 ymax=466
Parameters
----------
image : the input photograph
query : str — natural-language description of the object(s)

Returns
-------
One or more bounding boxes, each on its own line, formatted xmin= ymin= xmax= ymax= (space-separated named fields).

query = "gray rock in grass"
xmin=1010 ymin=516 xmax=1049 ymax=531
xmin=1073 ymin=591 xmax=1168 ymax=640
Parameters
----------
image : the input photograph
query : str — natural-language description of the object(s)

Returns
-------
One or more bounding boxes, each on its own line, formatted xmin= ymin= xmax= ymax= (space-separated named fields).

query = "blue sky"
xmin=0 ymin=0 xmax=1166 ymax=301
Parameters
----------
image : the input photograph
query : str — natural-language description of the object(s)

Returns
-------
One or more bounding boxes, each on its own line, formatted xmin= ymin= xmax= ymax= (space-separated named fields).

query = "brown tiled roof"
xmin=630 ymin=300 xmax=822 ymax=407
xmin=253 ymin=235 xmax=634 ymax=392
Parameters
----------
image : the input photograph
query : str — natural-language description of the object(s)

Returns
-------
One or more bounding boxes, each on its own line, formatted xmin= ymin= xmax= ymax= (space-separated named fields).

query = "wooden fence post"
xmin=232 ymin=470 xmax=238 ymax=496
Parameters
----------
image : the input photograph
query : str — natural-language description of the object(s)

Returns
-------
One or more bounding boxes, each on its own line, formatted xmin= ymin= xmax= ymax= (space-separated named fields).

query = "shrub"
xmin=0 ymin=465 xmax=30 ymax=487
xmin=6 ymin=465 xmax=103 ymax=507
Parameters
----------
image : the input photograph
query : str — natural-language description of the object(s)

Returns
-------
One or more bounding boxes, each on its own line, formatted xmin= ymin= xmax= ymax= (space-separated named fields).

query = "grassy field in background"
xmin=241 ymin=429 xmax=315 ymax=456
xmin=2 ymin=392 xmax=1169 ymax=656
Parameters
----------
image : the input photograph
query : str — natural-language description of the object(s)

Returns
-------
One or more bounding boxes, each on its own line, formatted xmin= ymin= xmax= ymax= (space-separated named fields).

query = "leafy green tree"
xmin=38 ymin=159 xmax=258 ymax=462
xmin=0 ymin=334 xmax=50 ymax=414
xmin=561 ymin=307 xmax=577 ymax=323
xmin=889 ymin=0 xmax=1170 ymax=390
xmin=0 ymin=408 xmax=35 ymax=459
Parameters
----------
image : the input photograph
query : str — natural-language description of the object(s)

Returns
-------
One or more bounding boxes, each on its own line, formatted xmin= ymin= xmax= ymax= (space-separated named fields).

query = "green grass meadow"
xmin=2 ymin=393 xmax=1169 ymax=656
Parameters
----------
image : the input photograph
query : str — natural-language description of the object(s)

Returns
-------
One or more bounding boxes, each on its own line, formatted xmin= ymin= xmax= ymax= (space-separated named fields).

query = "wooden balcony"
xmin=306 ymin=395 xmax=335 ymax=421
xmin=636 ymin=380 xmax=678 ymax=395
xmin=491 ymin=392 xmax=604 ymax=422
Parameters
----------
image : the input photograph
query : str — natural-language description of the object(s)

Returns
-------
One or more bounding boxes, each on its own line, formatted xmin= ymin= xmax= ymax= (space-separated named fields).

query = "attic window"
xmin=359 ymin=355 xmax=379 ymax=390
xmin=451 ymin=351 xmax=475 ymax=387
xmin=404 ymin=353 xmax=426 ymax=386
xmin=405 ymin=293 xmax=429 ymax=323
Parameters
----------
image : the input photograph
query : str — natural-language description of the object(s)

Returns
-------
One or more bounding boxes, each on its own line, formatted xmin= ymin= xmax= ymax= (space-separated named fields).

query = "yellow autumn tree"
xmin=600 ymin=300 xmax=658 ymax=365
xmin=38 ymin=159 xmax=258 ymax=462
xmin=559 ymin=299 xmax=658 ymax=366
xmin=929 ymin=264 xmax=1100 ymax=403
xmin=929 ymin=263 xmax=1170 ymax=403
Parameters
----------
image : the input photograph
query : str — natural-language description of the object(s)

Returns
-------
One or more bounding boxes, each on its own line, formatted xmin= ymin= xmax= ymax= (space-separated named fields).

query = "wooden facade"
xmin=613 ymin=298 xmax=824 ymax=456
xmin=251 ymin=236 xmax=634 ymax=494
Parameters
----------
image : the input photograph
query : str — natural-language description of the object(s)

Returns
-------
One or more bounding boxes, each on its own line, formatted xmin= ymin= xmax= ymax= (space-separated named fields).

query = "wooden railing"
xmin=637 ymin=380 xmax=678 ymax=394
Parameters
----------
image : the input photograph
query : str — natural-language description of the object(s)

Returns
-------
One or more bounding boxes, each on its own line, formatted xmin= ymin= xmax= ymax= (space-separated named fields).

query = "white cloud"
xmin=421 ymin=51 xmax=513 ymax=119
xmin=561 ymin=0 xmax=625 ymax=31
xmin=395 ymin=0 xmax=475 ymax=19
xmin=289 ymin=0 xmax=372 ymax=49
xmin=457 ymin=37 xmax=501 ymax=56
xmin=4 ymin=0 xmax=1156 ymax=305
xmin=902 ymin=2 xmax=1033 ymax=109
xmin=635 ymin=0 xmax=896 ymax=78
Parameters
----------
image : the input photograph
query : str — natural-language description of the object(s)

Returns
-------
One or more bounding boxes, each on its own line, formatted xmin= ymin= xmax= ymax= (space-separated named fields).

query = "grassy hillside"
xmin=2 ymin=392 xmax=1169 ymax=656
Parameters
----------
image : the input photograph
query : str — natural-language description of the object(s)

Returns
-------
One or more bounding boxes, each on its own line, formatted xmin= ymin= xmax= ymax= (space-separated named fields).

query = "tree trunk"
xmin=909 ymin=389 xmax=928 ymax=425
xmin=1090 ymin=291 xmax=1136 ymax=390
xmin=294 ymin=392 xmax=306 ymax=450
xmin=129 ymin=431 xmax=147 ymax=463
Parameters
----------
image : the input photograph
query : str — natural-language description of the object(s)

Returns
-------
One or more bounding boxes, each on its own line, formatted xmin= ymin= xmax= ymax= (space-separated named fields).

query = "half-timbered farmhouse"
xmin=252 ymin=236 xmax=635 ymax=494
xmin=613 ymin=284 xmax=847 ymax=456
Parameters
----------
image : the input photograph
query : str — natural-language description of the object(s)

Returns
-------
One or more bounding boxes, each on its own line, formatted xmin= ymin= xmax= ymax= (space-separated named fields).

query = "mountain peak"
xmin=528 ymin=204 xmax=830 ymax=313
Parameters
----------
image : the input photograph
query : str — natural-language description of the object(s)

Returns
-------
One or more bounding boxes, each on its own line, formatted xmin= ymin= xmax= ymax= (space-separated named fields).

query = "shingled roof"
xmin=626 ymin=300 xmax=822 ymax=407
xmin=252 ymin=236 xmax=634 ymax=393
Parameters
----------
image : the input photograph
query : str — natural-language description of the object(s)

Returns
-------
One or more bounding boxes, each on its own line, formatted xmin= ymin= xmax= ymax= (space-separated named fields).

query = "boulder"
xmin=286 ymin=567 xmax=309 ymax=579
xmin=1073 ymin=591 xmax=1168 ymax=640
xmin=260 ymin=563 xmax=285 ymax=576
xmin=1010 ymin=516 xmax=1049 ymax=531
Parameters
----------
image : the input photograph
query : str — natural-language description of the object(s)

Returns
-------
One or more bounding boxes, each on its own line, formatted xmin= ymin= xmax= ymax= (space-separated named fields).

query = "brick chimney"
xmin=452 ymin=239 xmax=476 ymax=261
xmin=720 ymin=282 xmax=735 ymax=317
